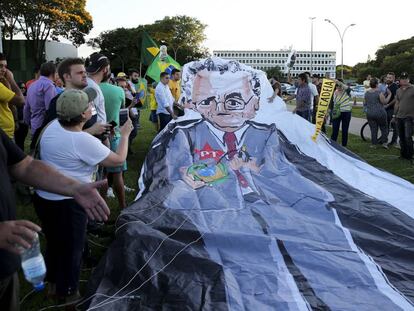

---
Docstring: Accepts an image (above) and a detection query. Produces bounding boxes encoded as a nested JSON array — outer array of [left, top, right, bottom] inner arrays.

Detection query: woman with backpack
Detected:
[[330, 79, 353, 147]]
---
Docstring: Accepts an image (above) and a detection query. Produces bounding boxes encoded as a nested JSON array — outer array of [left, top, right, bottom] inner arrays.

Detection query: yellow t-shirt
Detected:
[[148, 87, 157, 110], [168, 79, 181, 102], [0, 82, 16, 138]]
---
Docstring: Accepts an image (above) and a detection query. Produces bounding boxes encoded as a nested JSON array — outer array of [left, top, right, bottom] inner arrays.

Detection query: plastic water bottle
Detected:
[[20, 232, 46, 291]]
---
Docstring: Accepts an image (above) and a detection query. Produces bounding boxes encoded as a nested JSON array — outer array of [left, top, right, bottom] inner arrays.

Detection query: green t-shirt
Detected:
[[100, 82, 125, 136]]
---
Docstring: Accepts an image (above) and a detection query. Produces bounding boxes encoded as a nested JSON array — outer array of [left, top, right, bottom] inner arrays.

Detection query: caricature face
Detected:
[[193, 70, 259, 132]]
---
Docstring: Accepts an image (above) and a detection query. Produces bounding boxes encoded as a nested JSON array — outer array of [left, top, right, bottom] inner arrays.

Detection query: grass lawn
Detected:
[[16, 108, 413, 310]]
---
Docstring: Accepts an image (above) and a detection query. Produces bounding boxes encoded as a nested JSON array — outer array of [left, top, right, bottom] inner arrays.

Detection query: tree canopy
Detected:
[[352, 37, 414, 82], [88, 15, 208, 74], [0, 0, 93, 64]]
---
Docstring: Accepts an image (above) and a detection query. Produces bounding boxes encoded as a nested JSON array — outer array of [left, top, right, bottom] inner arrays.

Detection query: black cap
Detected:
[[399, 72, 409, 79], [312, 74, 320, 78], [85, 53, 109, 74]]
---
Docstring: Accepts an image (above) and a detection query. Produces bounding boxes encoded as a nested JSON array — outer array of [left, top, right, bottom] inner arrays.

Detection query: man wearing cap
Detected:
[[32, 89, 132, 303], [85, 53, 110, 125], [393, 72, 414, 160]]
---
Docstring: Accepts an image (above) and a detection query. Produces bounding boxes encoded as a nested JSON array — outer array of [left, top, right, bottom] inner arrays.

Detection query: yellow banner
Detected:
[[311, 78, 335, 142]]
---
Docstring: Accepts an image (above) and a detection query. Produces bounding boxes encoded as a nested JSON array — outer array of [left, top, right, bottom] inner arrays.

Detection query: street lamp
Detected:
[[324, 19, 355, 79], [309, 17, 316, 75]]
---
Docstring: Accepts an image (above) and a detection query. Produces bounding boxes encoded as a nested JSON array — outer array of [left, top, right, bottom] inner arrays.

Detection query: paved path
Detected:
[[285, 104, 366, 136]]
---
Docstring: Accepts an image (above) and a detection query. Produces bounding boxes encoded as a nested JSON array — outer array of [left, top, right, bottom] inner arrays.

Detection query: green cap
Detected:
[[56, 88, 97, 121]]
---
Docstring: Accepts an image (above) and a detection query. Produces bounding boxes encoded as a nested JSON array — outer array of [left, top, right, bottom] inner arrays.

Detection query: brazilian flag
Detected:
[[146, 54, 181, 82], [141, 32, 159, 66]]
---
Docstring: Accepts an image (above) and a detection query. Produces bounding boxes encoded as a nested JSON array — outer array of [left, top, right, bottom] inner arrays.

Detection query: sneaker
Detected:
[[369, 145, 377, 149], [106, 187, 115, 198], [124, 185, 135, 192], [382, 143, 389, 149]]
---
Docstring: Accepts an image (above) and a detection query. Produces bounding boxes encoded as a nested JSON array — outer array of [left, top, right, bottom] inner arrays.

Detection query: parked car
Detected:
[[351, 85, 365, 98], [286, 85, 297, 95]]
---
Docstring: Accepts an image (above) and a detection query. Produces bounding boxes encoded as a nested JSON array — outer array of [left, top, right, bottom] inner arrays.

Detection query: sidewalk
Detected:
[[285, 103, 365, 136]]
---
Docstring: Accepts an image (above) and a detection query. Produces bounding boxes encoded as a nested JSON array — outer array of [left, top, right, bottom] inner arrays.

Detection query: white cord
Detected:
[[87, 238, 108, 249], [115, 203, 171, 234], [87, 230, 206, 310], [19, 288, 36, 305], [77, 214, 192, 310]]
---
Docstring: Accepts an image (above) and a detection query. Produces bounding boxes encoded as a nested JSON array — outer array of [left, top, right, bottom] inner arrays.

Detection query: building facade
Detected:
[[213, 50, 336, 79]]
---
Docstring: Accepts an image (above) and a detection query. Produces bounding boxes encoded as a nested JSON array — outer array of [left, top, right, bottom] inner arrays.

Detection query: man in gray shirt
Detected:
[[393, 72, 414, 160]]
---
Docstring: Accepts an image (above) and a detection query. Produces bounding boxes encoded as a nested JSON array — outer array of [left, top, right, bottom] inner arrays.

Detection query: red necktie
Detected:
[[223, 132, 248, 188]]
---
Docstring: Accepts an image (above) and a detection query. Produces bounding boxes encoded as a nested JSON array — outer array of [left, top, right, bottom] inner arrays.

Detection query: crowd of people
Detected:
[[0, 50, 185, 309], [0, 49, 413, 310], [271, 70, 413, 159]]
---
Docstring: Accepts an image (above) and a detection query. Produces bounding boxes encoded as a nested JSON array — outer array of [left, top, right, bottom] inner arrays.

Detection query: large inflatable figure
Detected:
[[82, 58, 414, 311]]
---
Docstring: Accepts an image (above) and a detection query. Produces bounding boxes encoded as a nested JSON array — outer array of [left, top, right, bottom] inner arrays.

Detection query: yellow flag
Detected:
[[311, 79, 335, 142]]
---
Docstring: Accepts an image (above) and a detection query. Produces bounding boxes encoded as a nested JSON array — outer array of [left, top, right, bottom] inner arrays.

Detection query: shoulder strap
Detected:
[[31, 120, 55, 160]]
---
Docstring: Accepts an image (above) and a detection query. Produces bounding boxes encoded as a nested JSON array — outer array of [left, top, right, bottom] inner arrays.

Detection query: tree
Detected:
[[88, 27, 142, 73], [88, 15, 209, 73], [265, 67, 284, 81], [147, 15, 207, 63], [351, 37, 414, 82], [0, 0, 93, 65]]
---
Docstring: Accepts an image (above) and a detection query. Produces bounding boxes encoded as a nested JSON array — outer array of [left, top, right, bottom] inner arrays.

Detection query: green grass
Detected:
[[16, 108, 413, 310], [351, 106, 366, 119]]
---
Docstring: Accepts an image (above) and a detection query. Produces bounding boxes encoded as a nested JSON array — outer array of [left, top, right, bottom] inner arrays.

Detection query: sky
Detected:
[[78, 0, 414, 66]]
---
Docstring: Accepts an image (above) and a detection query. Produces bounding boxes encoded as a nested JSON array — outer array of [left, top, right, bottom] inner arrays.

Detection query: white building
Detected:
[[213, 50, 336, 79], [45, 41, 78, 62]]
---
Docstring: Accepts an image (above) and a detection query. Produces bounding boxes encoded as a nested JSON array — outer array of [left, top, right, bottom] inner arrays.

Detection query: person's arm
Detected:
[[379, 92, 391, 105], [100, 118, 132, 167], [4, 69, 24, 107], [163, 87, 177, 119], [393, 99, 399, 120], [44, 81, 57, 110], [9, 156, 110, 221], [83, 122, 110, 136]]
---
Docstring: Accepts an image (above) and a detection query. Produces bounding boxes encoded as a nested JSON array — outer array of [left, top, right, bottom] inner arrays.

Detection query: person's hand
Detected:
[[390, 117, 396, 126], [267, 95, 276, 103], [229, 157, 244, 171], [180, 167, 205, 189], [0, 220, 41, 254], [172, 114, 178, 120], [246, 157, 261, 173], [72, 180, 110, 221], [120, 117, 133, 136], [4, 69, 15, 82], [88, 122, 111, 136]]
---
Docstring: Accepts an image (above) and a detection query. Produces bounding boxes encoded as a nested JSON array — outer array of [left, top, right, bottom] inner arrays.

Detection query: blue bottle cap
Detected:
[[34, 282, 45, 291]]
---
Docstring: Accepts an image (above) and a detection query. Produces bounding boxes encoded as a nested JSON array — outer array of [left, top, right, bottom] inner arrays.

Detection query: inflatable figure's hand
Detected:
[[229, 157, 243, 171], [180, 167, 205, 189], [246, 157, 262, 173]]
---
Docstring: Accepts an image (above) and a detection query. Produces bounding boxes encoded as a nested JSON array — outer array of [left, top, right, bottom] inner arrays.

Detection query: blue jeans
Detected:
[[397, 117, 413, 159], [331, 111, 352, 147]]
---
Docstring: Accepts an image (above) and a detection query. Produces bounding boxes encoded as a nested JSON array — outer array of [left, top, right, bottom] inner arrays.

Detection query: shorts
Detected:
[[149, 110, 158, 123], [106, 136, 127, 173]]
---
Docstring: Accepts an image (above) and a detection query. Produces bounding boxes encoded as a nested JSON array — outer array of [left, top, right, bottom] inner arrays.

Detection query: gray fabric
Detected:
[[364, 90, 387, 120]]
